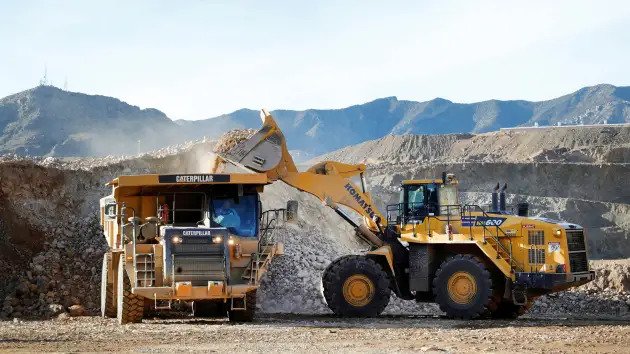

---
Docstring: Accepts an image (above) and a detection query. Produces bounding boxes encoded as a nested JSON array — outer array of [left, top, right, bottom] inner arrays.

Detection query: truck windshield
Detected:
[[211, 194, 258, 237]]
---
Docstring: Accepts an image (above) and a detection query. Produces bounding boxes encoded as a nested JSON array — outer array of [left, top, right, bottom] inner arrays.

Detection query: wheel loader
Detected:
[[99, 173, 294, 324], [211, 109, 595, 319]]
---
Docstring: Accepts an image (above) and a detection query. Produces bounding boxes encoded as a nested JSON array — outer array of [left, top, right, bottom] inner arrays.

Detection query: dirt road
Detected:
[[0, 315, 628, 353]]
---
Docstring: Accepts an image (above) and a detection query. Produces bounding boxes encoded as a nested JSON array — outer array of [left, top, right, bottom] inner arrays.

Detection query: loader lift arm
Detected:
[[214, 110, 387, 248]]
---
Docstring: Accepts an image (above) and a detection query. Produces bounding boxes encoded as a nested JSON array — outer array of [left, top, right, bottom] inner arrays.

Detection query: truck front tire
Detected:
[[228, 291, 256, 322], [117, 258, 145, 324], [101, 252, 117, 318]]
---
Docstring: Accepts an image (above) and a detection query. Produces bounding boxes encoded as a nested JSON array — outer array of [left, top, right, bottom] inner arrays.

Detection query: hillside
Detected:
[[1, 84, 629, 157]]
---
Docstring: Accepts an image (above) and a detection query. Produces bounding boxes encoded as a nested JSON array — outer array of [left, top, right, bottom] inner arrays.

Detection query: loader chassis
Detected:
[[99, 173, 284, 324]]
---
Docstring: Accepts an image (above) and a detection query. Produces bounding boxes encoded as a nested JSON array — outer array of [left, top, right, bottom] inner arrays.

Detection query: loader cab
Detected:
[[390, 173, 460, 224]]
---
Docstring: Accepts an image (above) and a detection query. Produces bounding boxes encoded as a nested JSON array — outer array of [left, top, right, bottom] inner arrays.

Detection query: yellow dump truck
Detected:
[[99, 172, 292, 324], [213, 110, 595, 319]]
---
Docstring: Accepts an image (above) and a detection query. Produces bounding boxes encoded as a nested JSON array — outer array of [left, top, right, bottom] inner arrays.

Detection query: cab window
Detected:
[[210, 194, 258, 237]]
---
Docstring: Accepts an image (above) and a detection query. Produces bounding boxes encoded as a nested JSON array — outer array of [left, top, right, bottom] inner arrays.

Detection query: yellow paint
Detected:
[[342, 274, 375, 307], [367, 246, 395, 274], [447, 271, 477, 304]]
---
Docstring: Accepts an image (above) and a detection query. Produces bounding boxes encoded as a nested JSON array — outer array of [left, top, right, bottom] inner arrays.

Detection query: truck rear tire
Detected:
[[117, 259, 145, 324], [433, 254, 493, 319], [322, 255, 391, 317], [100, 252, 116, 318], [228, 291, 256, 322]]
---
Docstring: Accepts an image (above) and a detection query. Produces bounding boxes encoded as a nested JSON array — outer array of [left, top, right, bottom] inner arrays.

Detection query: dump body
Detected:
[[99, 172, 284, 323]]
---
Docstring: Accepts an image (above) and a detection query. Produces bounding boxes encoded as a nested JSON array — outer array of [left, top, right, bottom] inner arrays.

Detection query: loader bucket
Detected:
[[216, 110, 297, 179]]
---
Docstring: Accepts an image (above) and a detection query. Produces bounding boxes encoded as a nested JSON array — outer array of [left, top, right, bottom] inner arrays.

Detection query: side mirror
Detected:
[[286, 200, 298, 222], [104, 202, 117, 219]]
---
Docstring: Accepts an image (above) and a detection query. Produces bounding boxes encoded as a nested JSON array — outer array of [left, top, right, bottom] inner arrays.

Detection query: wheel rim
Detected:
[[342, 274, 375, 307], [447, 271, 477, 304]]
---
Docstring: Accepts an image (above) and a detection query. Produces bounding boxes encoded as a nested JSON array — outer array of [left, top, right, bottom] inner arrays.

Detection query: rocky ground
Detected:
[[0, 315, 628, 353]]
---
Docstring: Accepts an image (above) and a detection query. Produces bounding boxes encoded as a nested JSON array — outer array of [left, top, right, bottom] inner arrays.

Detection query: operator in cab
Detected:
[[212, 199, 241, 229]]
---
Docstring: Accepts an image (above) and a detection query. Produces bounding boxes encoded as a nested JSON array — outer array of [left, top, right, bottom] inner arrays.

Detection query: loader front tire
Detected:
[[433, 254, 493, 319], [323, 255, 391, 317], [100, 252, 116, 318], [116, 258, 145, 324]]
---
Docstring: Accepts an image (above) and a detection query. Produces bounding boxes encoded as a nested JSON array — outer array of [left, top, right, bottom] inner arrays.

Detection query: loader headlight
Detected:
[[212, 236, 223, 244], [172, 235, 182, 244], [228, 238, 235, 246], [554, 229, 562, 237]]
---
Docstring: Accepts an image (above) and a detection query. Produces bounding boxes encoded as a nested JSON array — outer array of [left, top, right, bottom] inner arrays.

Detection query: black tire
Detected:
[[100, 252, 116, 318], [117, 258, 145, 324], [228, 291, 256, 322], [322, 255, 391, 317], [433, 254, 493, 320], [194, 300, 227, 318]]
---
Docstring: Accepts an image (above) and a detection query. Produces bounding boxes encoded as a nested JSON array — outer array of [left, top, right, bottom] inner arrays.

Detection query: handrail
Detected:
[[386, 202, 523, 272]]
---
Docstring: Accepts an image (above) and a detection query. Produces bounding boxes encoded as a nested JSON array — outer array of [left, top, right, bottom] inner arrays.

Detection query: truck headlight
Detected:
[[172, 236, 182, 244], [212, 236, 223, 244]]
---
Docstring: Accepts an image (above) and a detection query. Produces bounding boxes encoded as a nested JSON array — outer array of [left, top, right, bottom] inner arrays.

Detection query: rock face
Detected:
[[2, 84, 630, 157]]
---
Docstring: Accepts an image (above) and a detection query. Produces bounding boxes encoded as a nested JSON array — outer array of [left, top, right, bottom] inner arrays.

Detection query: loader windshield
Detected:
[[211, 194, 258, 237]]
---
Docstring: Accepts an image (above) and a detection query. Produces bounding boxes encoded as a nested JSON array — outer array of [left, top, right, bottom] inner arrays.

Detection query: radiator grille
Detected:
[[528, 230, 545, 245], [569, 252, 589, 273], [528, 249, 545, 264], [173, 255, 226, 285], [566, 230, 586, 252], [172, 242, 223, 255]]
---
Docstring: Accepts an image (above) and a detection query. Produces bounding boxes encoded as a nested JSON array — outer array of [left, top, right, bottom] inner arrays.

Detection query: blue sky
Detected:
[[1, 1, 629, 119]]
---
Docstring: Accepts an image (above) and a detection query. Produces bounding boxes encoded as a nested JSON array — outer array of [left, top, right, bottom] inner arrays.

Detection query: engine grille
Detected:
[[528, 230, 545, 245], [162, 227, 229, 285], [528, 248, 545, 264], [569, 251, 589, 273], [566, 230, 586, 252]]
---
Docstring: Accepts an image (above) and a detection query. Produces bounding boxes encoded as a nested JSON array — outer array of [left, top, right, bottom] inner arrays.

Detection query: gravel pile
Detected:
[[528, 260, 630, 319], [213, 129, 256, 155]]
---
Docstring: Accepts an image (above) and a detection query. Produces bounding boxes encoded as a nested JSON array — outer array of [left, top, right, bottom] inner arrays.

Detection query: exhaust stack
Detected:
[[499, 183, 508, 213], [491, 183, 500, 212]]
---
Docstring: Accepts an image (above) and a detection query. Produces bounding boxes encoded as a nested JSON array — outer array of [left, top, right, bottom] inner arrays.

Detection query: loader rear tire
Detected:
[[322, 255, 391, 317], [433, 254, 493, 320], [100, 252, 116, 318], [117, 259, 145, 324], [228, 291, 256, 322]]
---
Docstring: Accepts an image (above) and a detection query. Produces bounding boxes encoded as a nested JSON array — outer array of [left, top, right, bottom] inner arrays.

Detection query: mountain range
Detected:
[[0, 84, 628, 157]]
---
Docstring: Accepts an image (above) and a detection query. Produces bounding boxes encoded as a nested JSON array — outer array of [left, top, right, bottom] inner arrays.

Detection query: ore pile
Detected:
[[528, 260, 630, 319], [213, 129, 256, 155]]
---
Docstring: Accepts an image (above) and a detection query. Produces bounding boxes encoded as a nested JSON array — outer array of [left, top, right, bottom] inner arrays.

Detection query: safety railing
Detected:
[[244, 208, 287, 284], [386, 202, 523, 272]]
